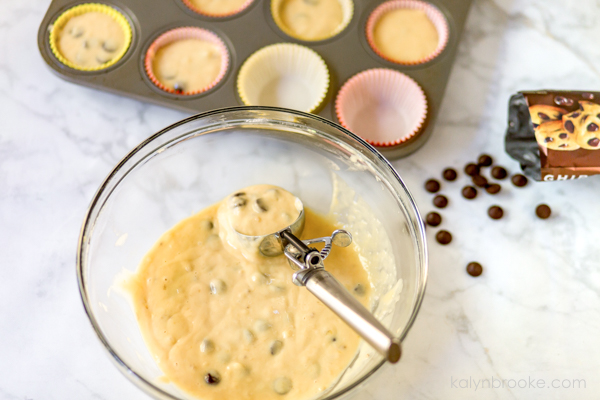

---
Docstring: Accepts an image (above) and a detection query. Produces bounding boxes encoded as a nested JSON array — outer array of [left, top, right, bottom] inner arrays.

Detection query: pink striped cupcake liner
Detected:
[[144, 27, 229, 96], [335, 68, 428, 147], [366, 0, 449, 66]]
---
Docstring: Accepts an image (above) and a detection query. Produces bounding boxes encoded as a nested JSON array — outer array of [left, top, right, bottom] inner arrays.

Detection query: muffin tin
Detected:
[[37, 0, 473, 159]]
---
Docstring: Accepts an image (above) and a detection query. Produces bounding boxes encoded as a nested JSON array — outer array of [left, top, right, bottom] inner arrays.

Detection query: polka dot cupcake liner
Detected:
[[181, 0, 255, 18], [144, 27, 229, 96], [335, 68, 428, 147], [366, 0, 449, 66], [49, 3, 132, 71]]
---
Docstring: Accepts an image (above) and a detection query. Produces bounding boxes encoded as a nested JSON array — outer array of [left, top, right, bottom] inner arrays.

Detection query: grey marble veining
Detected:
[[1, 0, 599, 399]]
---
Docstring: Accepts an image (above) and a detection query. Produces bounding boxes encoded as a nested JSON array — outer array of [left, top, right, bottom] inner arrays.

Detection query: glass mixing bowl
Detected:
[[77, 106, 428, 400]]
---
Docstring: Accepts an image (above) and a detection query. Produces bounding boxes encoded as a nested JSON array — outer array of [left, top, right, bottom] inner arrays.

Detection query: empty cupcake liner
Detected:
[[271, 0, 354, 42], [144, 27, 229, 96], [181, 0, 255, 18], [237, 43, 329, 113], [335, 68, 427, 147], [49, 3, 132, 71], [366, 0, 449, 66]]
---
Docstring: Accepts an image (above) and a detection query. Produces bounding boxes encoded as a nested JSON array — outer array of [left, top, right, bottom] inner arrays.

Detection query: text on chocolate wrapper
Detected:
[[543, 175, 588, 181]]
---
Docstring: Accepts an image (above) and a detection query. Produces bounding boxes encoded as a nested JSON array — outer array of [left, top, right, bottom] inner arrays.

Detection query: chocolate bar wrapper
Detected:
[[506, 90, 600, 181]]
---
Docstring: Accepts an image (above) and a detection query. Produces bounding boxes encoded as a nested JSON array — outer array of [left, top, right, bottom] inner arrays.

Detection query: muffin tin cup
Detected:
[[237, 43, 329, 113], [366, 0, 449, 66], [49, 3, 133, 71], [144, 27, 230, 96], [181, 0, 255, 18], [270, 0, 354, 42], [335, 68, 427, 147]]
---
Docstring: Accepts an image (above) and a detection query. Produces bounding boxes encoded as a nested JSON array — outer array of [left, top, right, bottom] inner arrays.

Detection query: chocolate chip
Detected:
[[255, 198, 268, 212], [564, 120, 575, 133], [234, 192, 246, 197], [535, 204, 551, 219], [511, 174, 528, 187], [571, 112, 581, 118], [559, 144, 568, 148], [173, 82, 185, 93], [425, 179, 441, 193], [488, 205, 504, 220], [583, 93, 595, 100], [582, 115, 589, 122], [442, 168, 457, 181], [538, 112, 550, 121], [472, 175, 488, 188], [477, 154, 493, 166], [461, 186, 477, 199], [464, 163, 480, 177], [544, 137, 554, 143], [491, 166, 507, 180], [485, 183, 501, 194], [554, 96, 573, 106], [433, 195, 448, 208], [102, 39, 119, 52], [597, 114, 600, 119], [559, 133, 568, 139], [230, 196, 247, 208], [200, 339, 214, 353], [466, 262, 483, 277], [210, 279, 226, 294], [273, 377, 292, 395], [435, 230, 452, 245], [532, 123, 539, 129], [588, 138, 600, 147], [353, 284, 365, 296], [205, 371, 221, 385], [69, 26, 84, 38], [426, 212, 442, 227], [587, 123, 599, 132], [270, 340, 283, 355]]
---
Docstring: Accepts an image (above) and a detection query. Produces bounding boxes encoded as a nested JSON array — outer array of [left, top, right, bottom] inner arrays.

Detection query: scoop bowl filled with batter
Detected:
[[77, 107, 427, 400]]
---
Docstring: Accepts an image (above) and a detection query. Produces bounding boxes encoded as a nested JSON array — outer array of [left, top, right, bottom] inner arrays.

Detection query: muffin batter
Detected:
[[128, 185, 371, 400], [373, 8, 439, 63], [152, 39, 223, 93], [277, 0, 344, 41], [57, 11, 127, 68], [188, 0, 249, 16]]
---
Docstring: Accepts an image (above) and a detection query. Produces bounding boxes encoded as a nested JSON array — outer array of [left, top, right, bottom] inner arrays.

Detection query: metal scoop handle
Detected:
[[281, 231, 401, 364]]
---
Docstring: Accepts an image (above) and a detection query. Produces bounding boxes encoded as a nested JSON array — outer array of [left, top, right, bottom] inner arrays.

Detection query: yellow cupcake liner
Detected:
[[271, 0, 354, 42], [49, 3, 132, 71], [237, 43, 329, 113]]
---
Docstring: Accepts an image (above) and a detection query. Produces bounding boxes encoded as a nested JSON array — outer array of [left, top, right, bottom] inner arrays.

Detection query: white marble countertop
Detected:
[[1, 0, 599, 399]]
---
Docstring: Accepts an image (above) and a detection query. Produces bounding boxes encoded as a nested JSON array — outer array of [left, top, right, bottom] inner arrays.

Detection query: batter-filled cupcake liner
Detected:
[[49, 3, 132, 71], [366, 0, 449, 66], [181, 0, 255, 18], [144, 27, 229, 96], [271, 0, 354, 42], [237, 43, 329, 113], [335, 68, 427, 147]]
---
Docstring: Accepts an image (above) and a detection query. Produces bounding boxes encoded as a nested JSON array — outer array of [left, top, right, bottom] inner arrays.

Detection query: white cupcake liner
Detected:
[[237, 43, 329, 112], [335, 68, 427, 147], [366, 0, 449, 65]]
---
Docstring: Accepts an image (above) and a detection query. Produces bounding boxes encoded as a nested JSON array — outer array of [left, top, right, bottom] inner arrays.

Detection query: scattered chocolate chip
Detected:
[[587, 123, 599, 132], [234, 192, 245, 197], [425, 179, 441, 193], [69, 26, 84, 38], [102, 39, 118, 52], [491, 166, 508, 180], [588, 138, 600, 147], [205, 371, 221, 385], [433, 195, 448, 208], [485, 184, 501, 194], [255, 198, 268, 212], [210, 279, 226, 294], [535, 204, 552, 219], [200, 339, 214, 353], [538, 112, 549, 121], [583, 92, 595, 100], [564, 120, 575, 133], [571, 112, 581, 118], [273, 377, 292, 395], [435, 230, 452, 245], [466, 262, 483, 277], [270, 340, 283, 355], [477, 154, 493, 167], [464, 163, 480, 177], [488, 205, 504, 220], [511, 174, 528, 187], [230, 196, 247, 208], [554, 96, 574, 106], [582, 115, 589, 122], [201, 220, 213, 230], [472, 175, 488, 188], [544, 137, 554, 143], [426, 212, 442, 227], [353, 284, 365, 296], [597, 114, 600, 119], [558, 133, 568, 139], [461, 186, 477, 199], [442, 168, 458, 181], [532, 123, 539, 129]]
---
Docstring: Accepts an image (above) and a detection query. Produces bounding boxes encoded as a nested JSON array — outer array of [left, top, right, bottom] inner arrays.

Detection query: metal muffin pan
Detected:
[[37, 0, 473, 159]]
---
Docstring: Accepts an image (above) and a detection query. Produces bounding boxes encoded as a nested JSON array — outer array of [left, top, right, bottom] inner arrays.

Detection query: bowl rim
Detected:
[[76, 105, 428, 400]]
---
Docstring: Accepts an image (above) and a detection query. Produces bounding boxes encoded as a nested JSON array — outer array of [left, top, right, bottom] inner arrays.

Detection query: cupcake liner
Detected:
[[181, 0, 254, 18], [271, 0, 354, 42], [366, 0, 449, 66], [144, 27, 229, 96], [49, 3, 132, 71], [237, 43, 329, 113], [335, 68, 427, 147]]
